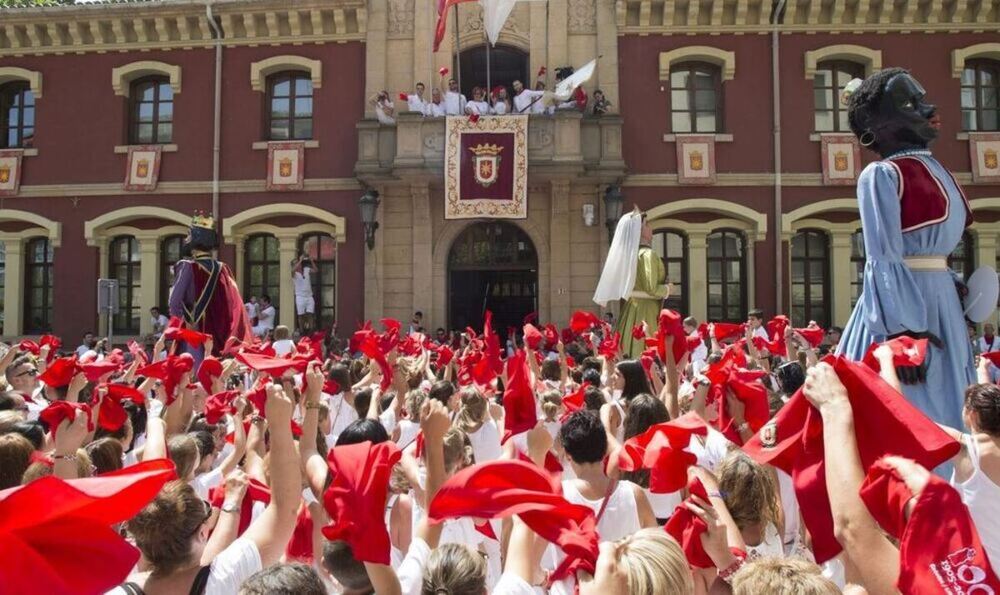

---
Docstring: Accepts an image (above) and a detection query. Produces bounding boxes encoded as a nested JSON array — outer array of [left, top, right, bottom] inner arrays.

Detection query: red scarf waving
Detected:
[[209, 477, 270, 535], [657, 309, 688, 365], [617, 413, 709, 494], [0, 459, 176, 595], [742, 356, 960, 564], [860, 458, 1000, 594], [502, 350, 537, 443], [429, 460, 599, 580], [322, 441, 401, 565], [664, 477, 715, 568]]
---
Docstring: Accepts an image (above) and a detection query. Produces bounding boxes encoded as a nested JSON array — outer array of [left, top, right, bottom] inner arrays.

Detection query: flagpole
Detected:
[[453, 4, 462, 96], [485, 29, 491, 104]]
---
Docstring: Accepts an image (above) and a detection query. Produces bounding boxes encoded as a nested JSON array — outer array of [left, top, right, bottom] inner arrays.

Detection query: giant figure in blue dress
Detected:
[[837, 68, 975, 430]]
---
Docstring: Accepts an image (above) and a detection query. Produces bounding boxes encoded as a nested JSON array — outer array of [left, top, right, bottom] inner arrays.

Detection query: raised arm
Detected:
[[299, 364, 329, 499]]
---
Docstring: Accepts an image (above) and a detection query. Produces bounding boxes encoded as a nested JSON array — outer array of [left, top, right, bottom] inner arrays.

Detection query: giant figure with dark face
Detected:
[[168, 212, 253, 360], [836, 68, 975, 429]]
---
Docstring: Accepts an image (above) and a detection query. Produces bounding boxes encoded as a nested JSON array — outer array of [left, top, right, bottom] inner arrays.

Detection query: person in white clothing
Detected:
[[491, 86, 510, 115], [148, 307, 169, 341], [684, 316, 708, 374], [511, 79, 545, 114], [980, 323, 1000, 354], [403, 82, 426, 113], [371, 91, 396, 125], [454, 387, 502, 464], [244, 296, 259, 327], [253, 295, 276, 338], [271, 325, 295, 357], [747, 309, 771, 343], [424, 89, 446, 118], [440, 77, 466, 116], [464, 86, 491, 116], [291, 253, 316, 333]]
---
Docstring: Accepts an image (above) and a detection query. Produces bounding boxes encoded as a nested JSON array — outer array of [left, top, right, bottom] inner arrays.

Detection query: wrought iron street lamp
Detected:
[[359, 189, 380, 250]]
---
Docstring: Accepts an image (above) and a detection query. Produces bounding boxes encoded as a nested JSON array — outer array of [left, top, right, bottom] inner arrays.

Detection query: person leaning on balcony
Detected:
[[424, 88, 446, 118], [464, 87, 491, 116], [371, 91, 395, 125], [438, 69, 467, 116]]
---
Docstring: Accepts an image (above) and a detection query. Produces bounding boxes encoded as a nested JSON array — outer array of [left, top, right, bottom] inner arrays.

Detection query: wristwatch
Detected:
[[221, 503, 240, 514]]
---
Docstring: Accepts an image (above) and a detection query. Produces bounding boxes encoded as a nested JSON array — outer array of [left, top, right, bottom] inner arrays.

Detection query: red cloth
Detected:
[[543, 324, 559, 350], [632, 323, 647, 341], [523, 323, 543, 350], [703, 350, 768, 444], [658, 309, 688, 364], [429, 460, 599, 580], [164, 316, 213, 347], [863, 336, 929, 371], [245, 381, 270, 417], [197, 357, 223, 392], [209, 477, 271, 536], [138, 354, 195, 401], [322, 441, 401, 564], [236, 352, 310, 377], [79, 360, 123, 383], [982, 351, 1000, 368], [560, 382, 588, 423], [0, 459, 176, 595], [569, 310, 601, 334], [95, 384, 145, 432], [617, 413, 708, 494], [186, 260, 253, 356], [204, 390, 240, 424], [710, 322, 744, 341], [436, 345, 454, 368], [598, 332, 620, 359], [19, 335, 61, 363], [796, 326, 825, 348], [39, 356, 80, 388], [664, 477, 714, 568], [502, 350, 536, 443], [285, 503, 314, 562], [743, 356, 961, 563], [483, 310, 503, 378], [359, 333, 393, 392], [39, 401, 93, 438], [860, 458, 1000, 593], [432, 0, 476, 51]]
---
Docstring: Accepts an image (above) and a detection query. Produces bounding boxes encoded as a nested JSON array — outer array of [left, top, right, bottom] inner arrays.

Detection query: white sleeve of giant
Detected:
[[592, 210, 642, 307]]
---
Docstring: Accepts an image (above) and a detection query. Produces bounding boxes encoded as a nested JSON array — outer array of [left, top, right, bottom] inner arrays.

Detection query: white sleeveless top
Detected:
[[952, 433, 1000, 570], [396, 419, 420, 450], [467, 419, 502, 463], [562, 478, 640, 541], [611, 400, 626, 444], [643, 488, 681, 520]]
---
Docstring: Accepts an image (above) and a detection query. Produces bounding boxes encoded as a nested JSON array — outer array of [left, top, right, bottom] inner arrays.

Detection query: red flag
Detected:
[[433, 0, 477, 52], [863, 336, 928, 372], [502, 350, 536, 443], [204, 390, 240, 425], [617, 413, 708, 494]]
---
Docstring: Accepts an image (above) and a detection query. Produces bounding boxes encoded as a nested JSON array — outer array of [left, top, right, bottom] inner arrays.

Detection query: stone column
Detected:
[[135, 233, 161, 337], [830, 231, 853, 327], [232, 236, 246, 290], [547, 0, 568, 74], [973, 227, 998, 272], [364, 0, 388, 117], [1, 238, 23, 337], [687, 231, 709, 322], [411, 183, 433, 325], [746, 235, 757, 311], [96, 238, 110, 337], [550, 180, 572, 323], [276, 233, 299, 330], [595, 0, 621, 107]]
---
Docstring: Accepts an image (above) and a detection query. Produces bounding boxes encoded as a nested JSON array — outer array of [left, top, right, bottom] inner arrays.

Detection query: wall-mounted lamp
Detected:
[[358, 189, 381, 250]]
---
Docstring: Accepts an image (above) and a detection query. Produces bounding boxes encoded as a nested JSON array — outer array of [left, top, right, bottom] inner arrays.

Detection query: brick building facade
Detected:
[[0, 0, 998, 341]]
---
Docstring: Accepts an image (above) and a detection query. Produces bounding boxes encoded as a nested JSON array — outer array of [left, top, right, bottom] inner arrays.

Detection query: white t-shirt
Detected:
[[292, 267, 313, 297], [190, 467, 224, 501], [466, 100, 491, 115], [443, 91, 467, 116], [980, 335, 1000, 354], [325, 392, 360, 445], [106, 538, 262, 595], [424, 101, 446, 117], [244, 302, 258, 320], [76, 344, 92, 358], [397, 538, 432, 595], [375, 100, 396, 125], [492, 100, 510, 115], [493, 573, 535, 595], [151, 314, 169, 332], [512, 89, 544, 114], [467, 419, 502, 464], [257, 306, 275, 330], [272, 339, 295, 357], [405, 94, 426, 113]]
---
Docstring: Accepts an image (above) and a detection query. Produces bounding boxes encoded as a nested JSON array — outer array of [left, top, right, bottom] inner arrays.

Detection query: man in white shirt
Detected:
[[148, 307, 169, 341], [511, 79, 545, 114], [292, 253, 316, 334], [76, 332, 98, 358], [747, 309, 769, 342], [491, 86, 510, 115], [403, 82, 426, 113], [980, 323, 1000, 354], [244, 296, 259, 327], [465, 86, 491, 116], [683, 316, 708, 374], [441, 77, 466, 116], [253, 295, 276, 338], [424, 89, 446, 118]]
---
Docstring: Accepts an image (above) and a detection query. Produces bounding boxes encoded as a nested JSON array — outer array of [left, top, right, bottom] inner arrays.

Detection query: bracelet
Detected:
[[736, 422, 751, 434], [251, 415, 266, 424], [305, 402, 322, 410], [717, 557, 745, 583], [52, 453, 77, 460]]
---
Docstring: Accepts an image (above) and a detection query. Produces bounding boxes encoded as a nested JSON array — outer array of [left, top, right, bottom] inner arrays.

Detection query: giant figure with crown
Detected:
[[168, 212, 253, 360]]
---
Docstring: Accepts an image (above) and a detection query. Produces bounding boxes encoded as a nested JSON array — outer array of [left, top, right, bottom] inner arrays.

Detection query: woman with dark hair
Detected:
[[600, 359, 653, 447], [836, 67, 974, 430], [617, 394, 679, 524]]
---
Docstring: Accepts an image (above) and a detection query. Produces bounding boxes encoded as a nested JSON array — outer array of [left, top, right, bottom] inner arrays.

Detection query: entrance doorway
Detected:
[[448, 222, 538, 338], [455, 45, 529, 102]]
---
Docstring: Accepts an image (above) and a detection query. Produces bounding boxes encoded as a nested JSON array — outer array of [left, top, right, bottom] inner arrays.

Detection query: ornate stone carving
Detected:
[[423, 132, 445, 152], [387, 0, 414, 36], [528, 124, 553, 149], [463, 9, 520, 36], [568, 0, 597, 33]]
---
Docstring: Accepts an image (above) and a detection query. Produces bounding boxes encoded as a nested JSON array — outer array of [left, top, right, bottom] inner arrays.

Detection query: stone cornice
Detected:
[[0, 0, 366, 57]]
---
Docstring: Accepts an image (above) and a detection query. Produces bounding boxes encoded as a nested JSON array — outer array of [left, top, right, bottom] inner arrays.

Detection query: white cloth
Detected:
[[980, 335, 1000, 353], [512, 89, 544, 114], [106, 538, 262, 595], [293, 267, 313, 297], [644, 487, 681, 520], [776, 469, 801, 547], [467, 419, 502, 463], [325, 392, 360, 446], [746, 522, 785, 560], [689, 330, 708, 373], [593, 210, 642, 307], [190, 467, 224, 501], [272, 339, 295, 357], [396, 419, 421, 449], [375, 100, 395, 124], [405, 94, 426, 113], [397, 538, 433, 595], [562, 479, 640, 541], [75, 344, 92, 358], [689, 428, 732, 473], [295, 295, 315, 315], [952, 433, 1000, 570], [492, 100, 510, 115], [466, 100, 491, 115], [424, 101, 446, 117], [253, 305, 275, 335], [752, 325, 770, 341], [443, 91, 466, 116], [492, 573, 536, 595]]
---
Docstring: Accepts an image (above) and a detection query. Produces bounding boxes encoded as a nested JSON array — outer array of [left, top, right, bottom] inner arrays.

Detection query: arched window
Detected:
[[1, 81, 35, 149], [24, 237, 53, 333], [129, 76, 173, 144], [670, 62, 722, 133], [850, 229, 865, 308], [298, 233, 337, 330], [706, 230, 746, 323], [948, 231, 975, 281], [244, 234, 281, 310], [814, 60, 864, 132], [267, 72, 313, 140], [651, 229, 689, 315], [109, 236, 141, 334], [159, 235, 185, 312], [961, 59, 1000, 132], [791, 230, 831, 327]]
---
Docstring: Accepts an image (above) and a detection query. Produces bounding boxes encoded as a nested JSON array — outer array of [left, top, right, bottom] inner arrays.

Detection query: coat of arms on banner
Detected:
[[970, 133, 1000, 183], [0, 150, 23, 197], [123, 145, 162, 191], [675, 135, 716, 185], [820, 134, 861, 186], [266, 141, 305, 191], [445, 115, 528, 219]]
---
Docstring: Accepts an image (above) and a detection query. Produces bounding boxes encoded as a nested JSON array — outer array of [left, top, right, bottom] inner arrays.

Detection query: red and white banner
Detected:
[[0, 149, 24, 197], [675, 135, 716, 185], [123, 145, 162, 192], [266, 141, 305, 191], [445, 115, 528, 219], [970, 132, 1000, 184], [820, 133, 862, 186]]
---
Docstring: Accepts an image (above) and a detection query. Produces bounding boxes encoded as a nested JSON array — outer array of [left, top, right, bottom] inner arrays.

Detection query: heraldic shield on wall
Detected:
[[445, 115, 528, 219]]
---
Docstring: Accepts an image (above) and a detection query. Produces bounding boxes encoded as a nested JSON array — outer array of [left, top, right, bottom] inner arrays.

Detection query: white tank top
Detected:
[[467, 419, 502, 463], [561, 479, 640, 542], [611, 400, 626, 444], [952, 433, 1000, 570], [395, 419, 420, 449], [643, 487, 681, 520]]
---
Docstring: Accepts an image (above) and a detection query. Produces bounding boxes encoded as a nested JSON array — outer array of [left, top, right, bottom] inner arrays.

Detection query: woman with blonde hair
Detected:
[[421, 542, 487, 595], [731, 557, 840, 595], [455, 387, 501, 464], [717, 451, 784, 557]]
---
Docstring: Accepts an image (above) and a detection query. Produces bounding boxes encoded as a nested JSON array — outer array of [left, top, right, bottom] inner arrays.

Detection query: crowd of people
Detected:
[[371, 66, 612, 124], [2, 304, 999, 595]]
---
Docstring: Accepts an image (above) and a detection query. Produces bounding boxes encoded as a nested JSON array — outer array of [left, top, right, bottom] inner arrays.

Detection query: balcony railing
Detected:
[[356, 111, 624, 181]]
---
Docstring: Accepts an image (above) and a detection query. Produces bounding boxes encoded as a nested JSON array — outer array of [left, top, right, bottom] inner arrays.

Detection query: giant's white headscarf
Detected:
[[593, 209, 642, 307]]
